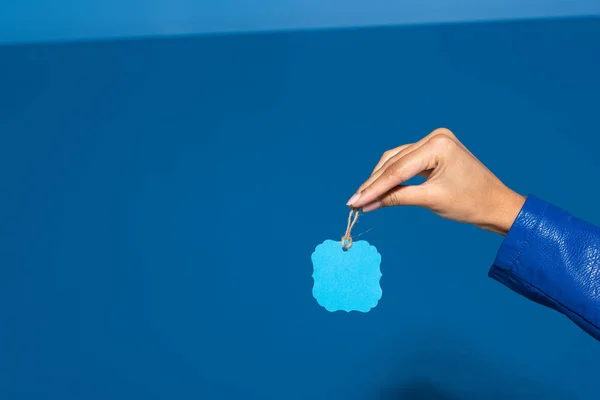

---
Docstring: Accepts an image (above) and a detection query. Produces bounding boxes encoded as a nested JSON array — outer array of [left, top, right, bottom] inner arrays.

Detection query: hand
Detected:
[[346, 128, 526, 235]]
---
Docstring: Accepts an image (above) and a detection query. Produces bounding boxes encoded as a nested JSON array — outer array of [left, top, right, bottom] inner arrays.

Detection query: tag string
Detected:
[[341, 208, 360, 249]]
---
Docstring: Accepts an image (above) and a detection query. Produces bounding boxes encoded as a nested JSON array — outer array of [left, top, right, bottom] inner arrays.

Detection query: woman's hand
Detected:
[[346, 128, 526, 235]]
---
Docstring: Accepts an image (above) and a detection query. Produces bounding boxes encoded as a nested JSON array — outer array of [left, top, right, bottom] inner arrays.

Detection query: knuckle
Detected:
[[429, 133, 456, 152], [381, 193, 396, 207], [433, 127, 455, 138], [382, 149, 394, 159], [385, 163, 403, 178]]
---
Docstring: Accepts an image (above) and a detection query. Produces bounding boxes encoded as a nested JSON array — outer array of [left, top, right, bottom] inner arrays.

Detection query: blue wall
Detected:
[[1, 16, 600, 400], [1, 0, 600, 44]]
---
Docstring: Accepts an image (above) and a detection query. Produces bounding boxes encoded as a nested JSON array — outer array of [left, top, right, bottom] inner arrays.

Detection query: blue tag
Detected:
[[311, 239, 382, 312]]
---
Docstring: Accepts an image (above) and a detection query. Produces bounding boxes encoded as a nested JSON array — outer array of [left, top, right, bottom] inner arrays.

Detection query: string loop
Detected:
[[341, 208, 359, 249]]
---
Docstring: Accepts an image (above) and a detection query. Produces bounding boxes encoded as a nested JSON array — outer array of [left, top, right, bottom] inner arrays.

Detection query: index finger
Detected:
[[351, 143, 435, 208]]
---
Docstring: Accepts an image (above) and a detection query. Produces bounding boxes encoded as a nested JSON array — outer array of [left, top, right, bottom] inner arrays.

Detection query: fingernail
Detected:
[[346, 192, 361, 206], [362, 201, 382, 212]]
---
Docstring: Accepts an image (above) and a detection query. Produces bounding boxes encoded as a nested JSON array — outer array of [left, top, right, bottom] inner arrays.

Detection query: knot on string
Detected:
[[341, 208, 360, 250]]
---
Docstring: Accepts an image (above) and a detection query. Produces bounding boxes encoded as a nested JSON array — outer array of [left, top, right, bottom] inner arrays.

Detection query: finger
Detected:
[[348, 128, 454, 206], [381, 184, 432, 207], [371, 144, 412, 175], [352, 143, 437, 208], [357, 132, 439, 194], [361, 184, 433, 212], [358, 144, 417, 194], [369, 128, 453, 178]]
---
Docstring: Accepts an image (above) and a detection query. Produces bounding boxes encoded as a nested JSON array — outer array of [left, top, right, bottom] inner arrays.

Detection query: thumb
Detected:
[[362, 184, 432, 212]]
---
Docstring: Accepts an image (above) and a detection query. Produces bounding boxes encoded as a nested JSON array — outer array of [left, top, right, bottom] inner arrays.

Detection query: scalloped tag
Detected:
[[311, 239, 382, 313]]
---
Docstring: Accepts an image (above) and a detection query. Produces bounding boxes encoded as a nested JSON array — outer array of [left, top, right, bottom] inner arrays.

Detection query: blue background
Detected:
[[1, 14, 600, 400]]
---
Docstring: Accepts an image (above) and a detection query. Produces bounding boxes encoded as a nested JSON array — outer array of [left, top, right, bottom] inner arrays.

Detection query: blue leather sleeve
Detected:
[[489, 195, 600, 341]]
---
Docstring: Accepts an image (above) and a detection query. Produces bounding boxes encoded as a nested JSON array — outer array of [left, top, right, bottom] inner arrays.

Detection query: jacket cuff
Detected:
[[489, 195, 547, 276]]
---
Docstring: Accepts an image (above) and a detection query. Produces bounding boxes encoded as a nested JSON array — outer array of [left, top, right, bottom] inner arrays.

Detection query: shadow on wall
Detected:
[[382, 380, 460, 400], [380, 370, 572, 400], [376, 331, 574, 400]]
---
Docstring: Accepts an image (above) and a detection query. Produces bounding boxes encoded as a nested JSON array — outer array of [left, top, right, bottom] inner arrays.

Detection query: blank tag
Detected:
[[311, 239, 382, 312]]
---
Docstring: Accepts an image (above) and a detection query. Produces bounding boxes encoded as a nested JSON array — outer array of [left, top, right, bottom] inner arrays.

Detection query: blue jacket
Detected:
[[490, 195, 600, 341]]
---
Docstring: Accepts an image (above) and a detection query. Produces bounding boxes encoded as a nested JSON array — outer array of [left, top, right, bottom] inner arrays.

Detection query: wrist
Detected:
[[480, 189, 526, 236]]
